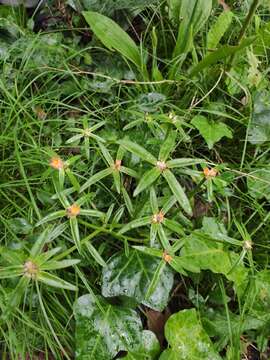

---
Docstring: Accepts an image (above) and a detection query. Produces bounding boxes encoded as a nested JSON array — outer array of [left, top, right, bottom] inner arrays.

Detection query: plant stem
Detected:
[[228, 0, 260, 68]]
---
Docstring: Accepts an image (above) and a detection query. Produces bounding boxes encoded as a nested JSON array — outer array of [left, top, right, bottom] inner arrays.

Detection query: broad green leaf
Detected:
[[249, 270, 270, 317], [181, 232, 247, 288], [80, 167, 113, 192], [247, 168, 270, 200], [83, 11, 141, 68], [160, 308, 222, 360], [101, 249, 174, 311], [248, 91, 270, 144], [202, 309, 264, 351], [158, 131, 176, 162], [173, 0, 212, 56], [189, 37, 256, 77], [81, 0, 158, 15], [207, 11, 233, 50], [74, 293, 152, 359], [134, 167, 160, 196], [163, 170, 192, 216], [118, 216, 151, 234], [38, 271, 77, 291], [191, 115, 233, 149], [122, 330, 160, 359], [167, 158, 204, 168], [118, 139, 157, 164], [35, 210, 66, 227]]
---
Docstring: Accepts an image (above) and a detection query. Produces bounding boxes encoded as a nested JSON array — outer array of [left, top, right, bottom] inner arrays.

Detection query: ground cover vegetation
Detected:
[[0, 0, 270, 359]]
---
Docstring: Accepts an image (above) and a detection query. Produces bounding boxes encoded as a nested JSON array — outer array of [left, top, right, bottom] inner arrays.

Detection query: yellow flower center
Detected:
[[203, 167, 218, 179], [83, 128, 92, 137], [66, 204, 81, 218], [162, 251, 173, 263], [113, 159, 122, 171], [156, 161, 167, 172], [50, 156, 64, 170], [24, 261, 39, 279], [152, 211, 164, 224]]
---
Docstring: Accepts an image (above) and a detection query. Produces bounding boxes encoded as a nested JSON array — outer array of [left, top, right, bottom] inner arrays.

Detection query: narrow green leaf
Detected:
[[134, 167, 160, 196], [161, 195, 177, 215], [163, 218, 185, 236], [70, 217, 81, 252], [120, 166, 139, 179], [66, 168, 80, 192], [189, 36, 256, 77], [150, 224, 158, 247], [145, 260, 167, 300], [0, 266, 23, 279], [133, 246, 163, 259], [35, 210, 66, 227], [112, 170, 121, 194], [207, 11, 233, 50], [118, 216, 151, 234], [122, 186, 134, 216], [167, 158, 205, 168], [41, 259, 80, 271], [118, 140, 157, 165], [38, 271, 77, 291], [158, 131, 176, 162], [163, 170, 192, 216], [30, 227, 50, 257], [83, 11, 141, 68], [80, 209, 104, 218], [66, 133, 84, 144], [86, 241, 106, 267], [157, 224, 171, 250], [150, 187, 158, 213], [173, 0, 212, 56], [80, 167, 113, 192], [98, 142, 114, 166]]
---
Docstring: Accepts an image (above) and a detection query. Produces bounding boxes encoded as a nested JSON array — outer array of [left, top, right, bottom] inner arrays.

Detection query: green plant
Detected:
[[1, 0, 270, 359]]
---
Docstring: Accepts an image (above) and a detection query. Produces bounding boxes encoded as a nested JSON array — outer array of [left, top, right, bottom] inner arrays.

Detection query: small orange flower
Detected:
[[156, 161, 167, 172], [203, 167, 218, 179], [113, 159, 122, 171], [66, 204, 81, 218], [50, 156, 64, 170], [152, 211, 164, 224], [162, 251, 173, 263], [24, 260, 39, 279]]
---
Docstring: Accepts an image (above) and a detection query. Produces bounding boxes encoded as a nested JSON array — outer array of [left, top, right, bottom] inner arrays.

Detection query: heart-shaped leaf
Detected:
[[102, 249, 174, 311], [159, 308, 222, 360], [74, 293, 159, 359], [248, 91, 270, 144], [122, 330, 160, 359], [191, 115, 233, 149], [247, 168, 270, 200]]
